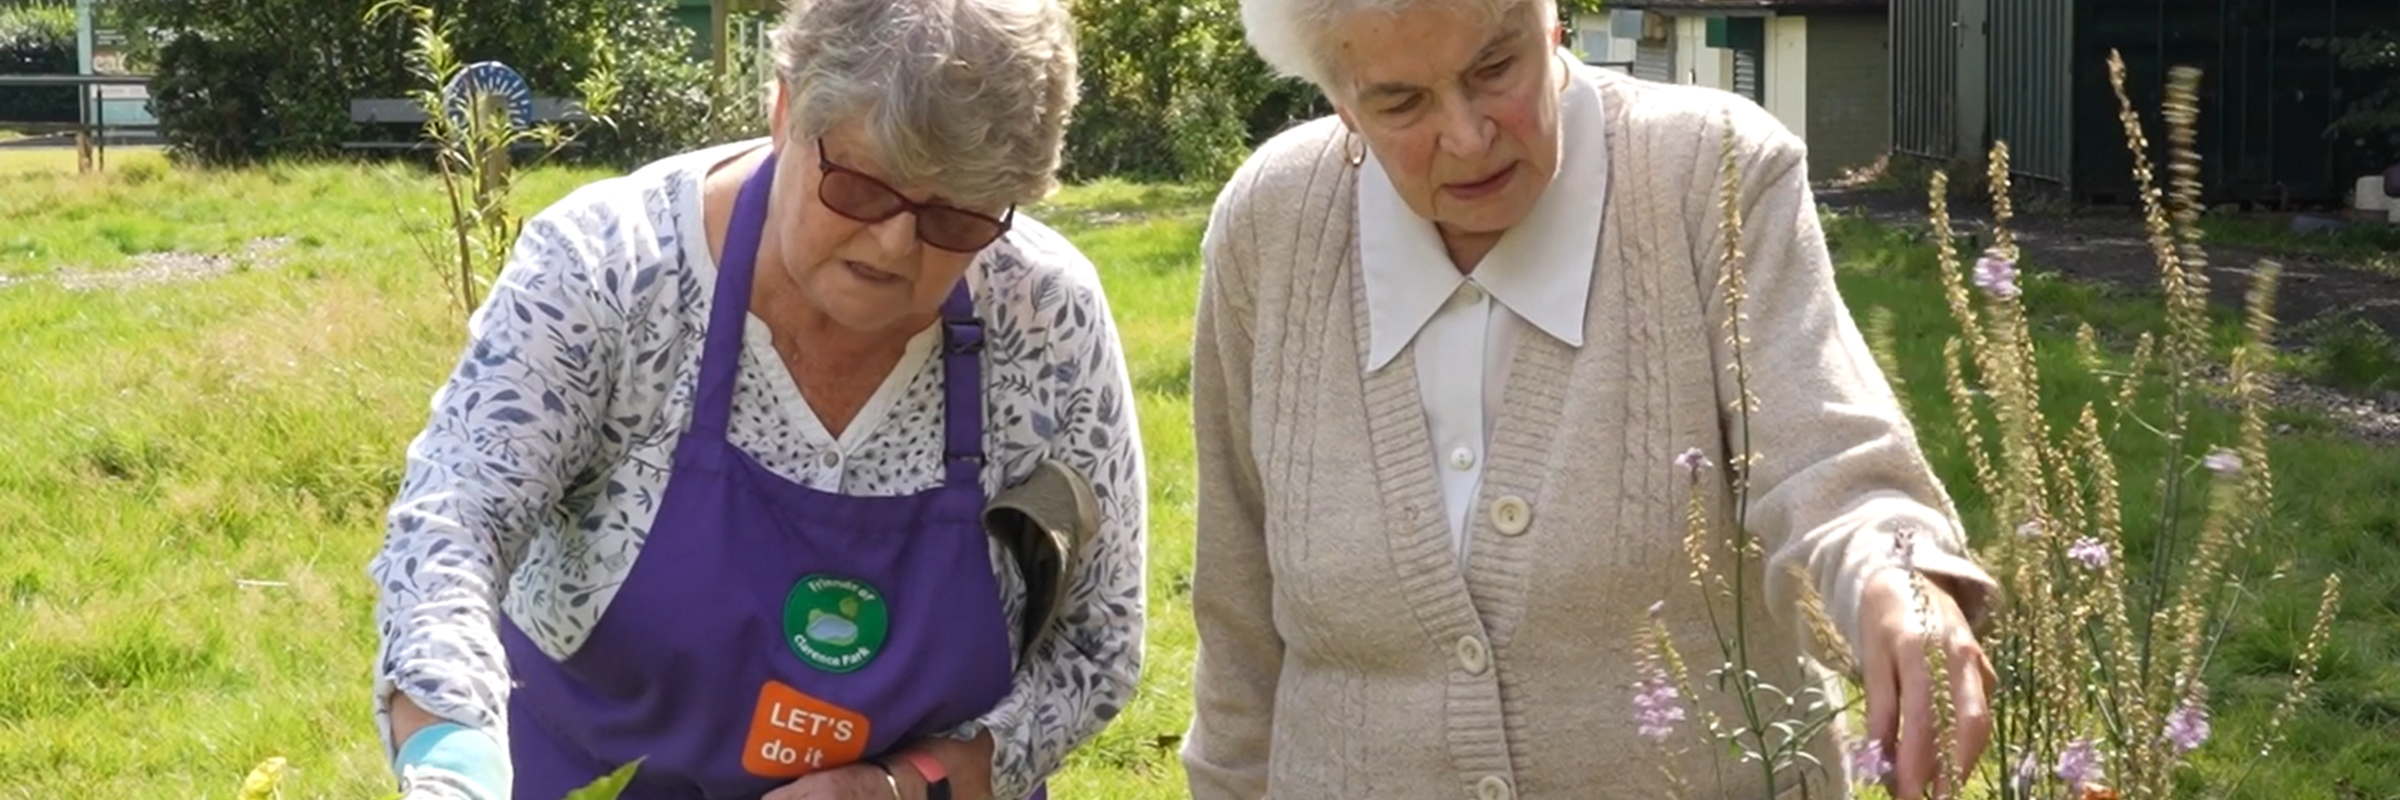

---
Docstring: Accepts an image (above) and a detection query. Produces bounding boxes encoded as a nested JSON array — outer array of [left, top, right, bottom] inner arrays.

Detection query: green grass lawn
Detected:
[[1, 148, 2393, 799]]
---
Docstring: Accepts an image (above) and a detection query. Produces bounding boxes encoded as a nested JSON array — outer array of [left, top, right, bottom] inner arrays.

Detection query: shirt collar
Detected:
[[1359, 54, 1610, 373]]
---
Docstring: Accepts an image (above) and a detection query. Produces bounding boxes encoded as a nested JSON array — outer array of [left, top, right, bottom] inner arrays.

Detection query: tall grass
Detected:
[[1636, 52, 2353, 800]]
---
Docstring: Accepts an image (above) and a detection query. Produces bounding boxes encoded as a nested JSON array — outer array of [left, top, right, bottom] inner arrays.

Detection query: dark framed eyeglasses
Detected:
[[815, 139, 1015, 252]]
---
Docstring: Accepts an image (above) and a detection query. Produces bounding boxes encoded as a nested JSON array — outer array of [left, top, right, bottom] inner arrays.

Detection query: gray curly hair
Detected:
[[1241, 0, 1549, 95], [772, 0, 1080, 209]]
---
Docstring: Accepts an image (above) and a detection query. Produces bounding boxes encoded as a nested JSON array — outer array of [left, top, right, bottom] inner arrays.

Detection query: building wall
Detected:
[[1673, 16, 1731, 90], [1571, 12, 1641, 69], [1764, 16, 1808, 141], [1626, 9, 1677, 83], [1803, 15, 1891, 182]]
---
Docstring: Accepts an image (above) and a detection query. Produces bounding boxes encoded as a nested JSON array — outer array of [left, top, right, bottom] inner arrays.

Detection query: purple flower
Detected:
[[1974, 254, 2022, 299], [2068, 537, 2110, 570], [1674, 447, 1713, 475], [2055, 738, 2105, 788], [2204, 450, 2243, 477], [2163, 699, 2211, 754], [1632, 668, 1685, 743], [1848, 739, 1891, 785], [2010, 752, 2041, 796]]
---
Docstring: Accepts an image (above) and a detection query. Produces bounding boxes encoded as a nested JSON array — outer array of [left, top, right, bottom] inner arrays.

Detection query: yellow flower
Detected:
[[236, 756, 289, 800]]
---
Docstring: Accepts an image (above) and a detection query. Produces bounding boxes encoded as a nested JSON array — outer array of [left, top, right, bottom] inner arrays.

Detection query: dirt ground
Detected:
[[1814, 185, 2400, 344]]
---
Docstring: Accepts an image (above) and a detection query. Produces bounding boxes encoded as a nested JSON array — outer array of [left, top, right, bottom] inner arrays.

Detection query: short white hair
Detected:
[[772, 0, 1080, 208], [1240, 0, 1547, 94]]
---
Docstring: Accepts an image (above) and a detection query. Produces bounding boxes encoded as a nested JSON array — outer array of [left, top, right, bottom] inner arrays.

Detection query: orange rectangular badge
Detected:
[[743, 680, 871, 778]]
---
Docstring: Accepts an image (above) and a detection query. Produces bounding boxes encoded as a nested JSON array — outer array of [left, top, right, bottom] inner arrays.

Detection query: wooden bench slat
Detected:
[[349, 97, 592, 125]]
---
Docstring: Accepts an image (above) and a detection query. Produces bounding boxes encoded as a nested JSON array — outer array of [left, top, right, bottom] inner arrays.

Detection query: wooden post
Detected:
[[76, 0, 94, 174], [712, 0, 729, 77]]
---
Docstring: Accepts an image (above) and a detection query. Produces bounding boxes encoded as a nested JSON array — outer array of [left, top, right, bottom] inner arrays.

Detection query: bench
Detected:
[[0, 73, 158, 173], [341, 96, 593, 153]]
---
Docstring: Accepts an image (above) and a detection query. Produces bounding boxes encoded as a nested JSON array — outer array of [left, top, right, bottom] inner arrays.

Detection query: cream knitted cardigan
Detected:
[[1182, 67, 1997, 800]]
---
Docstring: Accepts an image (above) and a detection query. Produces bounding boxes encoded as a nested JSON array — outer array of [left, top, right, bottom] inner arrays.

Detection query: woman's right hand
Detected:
[[390, 692, 513, 800]]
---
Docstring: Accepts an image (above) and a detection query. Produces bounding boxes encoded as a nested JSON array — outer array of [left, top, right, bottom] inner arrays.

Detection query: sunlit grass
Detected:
[[0, 149, 2391, 799]]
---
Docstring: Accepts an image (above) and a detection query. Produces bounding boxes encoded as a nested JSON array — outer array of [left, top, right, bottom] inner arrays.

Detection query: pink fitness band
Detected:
[[897, 748, 950, 800]]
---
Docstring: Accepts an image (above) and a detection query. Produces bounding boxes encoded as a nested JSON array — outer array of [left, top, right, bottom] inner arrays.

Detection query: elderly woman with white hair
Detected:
[[366, 1, 1146, 799], [1183, 0, 2000, 798]]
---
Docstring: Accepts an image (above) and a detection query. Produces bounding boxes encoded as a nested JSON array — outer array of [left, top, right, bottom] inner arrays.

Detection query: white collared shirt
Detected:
[[1358, 58, 1609, 562]]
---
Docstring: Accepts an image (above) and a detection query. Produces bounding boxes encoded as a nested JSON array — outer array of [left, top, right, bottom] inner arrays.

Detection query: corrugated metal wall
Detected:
[[1887, 0, 2400, 204], [1891, 0, 1958, 160], [2068, 0, 2400, 205], [1989, 0, 2074, 187]]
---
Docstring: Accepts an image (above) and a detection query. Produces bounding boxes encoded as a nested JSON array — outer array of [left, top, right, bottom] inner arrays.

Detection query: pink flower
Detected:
[[2068, 537, 2110, 570], [1974, 254, 2021, 299], [1674, 447, 1713, 475], [1631, 667, 1684, 743], [2055, 738, 2104, 788], [2163, 699, 2211, 754], [1848, 739, 1891, 785]]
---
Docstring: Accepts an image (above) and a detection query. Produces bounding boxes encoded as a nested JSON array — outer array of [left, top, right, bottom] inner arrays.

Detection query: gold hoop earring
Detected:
[[1343, 132, 1365, 167]]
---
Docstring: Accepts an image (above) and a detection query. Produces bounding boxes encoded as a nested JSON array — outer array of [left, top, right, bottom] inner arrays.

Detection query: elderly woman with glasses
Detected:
[[366, 1, 1146, 799], [1182, 0, 1998, 799]]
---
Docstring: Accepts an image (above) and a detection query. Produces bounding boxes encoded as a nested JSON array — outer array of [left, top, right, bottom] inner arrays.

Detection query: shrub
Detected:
[[126, 0, 398, 162], [113, 0, 727, 167], [1064, 0, 1317, 183], [0, 2, 76, 124], [569, 2, 716, 169], [2310, 30, 2400, 171]]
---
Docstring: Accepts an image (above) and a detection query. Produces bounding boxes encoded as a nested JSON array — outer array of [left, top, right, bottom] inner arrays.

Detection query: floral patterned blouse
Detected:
[[367, 140, 1148, 800]]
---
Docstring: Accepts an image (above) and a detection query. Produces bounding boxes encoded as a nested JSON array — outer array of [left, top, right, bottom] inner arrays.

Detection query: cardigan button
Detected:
[[1491, 496, 1531, 536], [1477, 774, 1512, 800], [1456, 634, 1489, 675]]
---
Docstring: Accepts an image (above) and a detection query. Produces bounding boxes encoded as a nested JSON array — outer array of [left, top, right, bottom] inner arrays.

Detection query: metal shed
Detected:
[[1897, 0, 2400, 206]]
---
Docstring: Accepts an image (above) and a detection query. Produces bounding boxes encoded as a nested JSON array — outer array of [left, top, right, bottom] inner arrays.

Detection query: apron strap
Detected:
[[692, 150, 781, 444], [939, 281, 985, 488]]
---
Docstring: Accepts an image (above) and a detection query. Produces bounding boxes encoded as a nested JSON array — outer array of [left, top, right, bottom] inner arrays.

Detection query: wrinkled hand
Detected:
[[763, 763, 913, 800], [1859, 567, 1994, 800]]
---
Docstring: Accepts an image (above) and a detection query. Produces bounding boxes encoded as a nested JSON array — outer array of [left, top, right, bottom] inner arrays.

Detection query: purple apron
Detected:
[[498, 150, 1030, 800]]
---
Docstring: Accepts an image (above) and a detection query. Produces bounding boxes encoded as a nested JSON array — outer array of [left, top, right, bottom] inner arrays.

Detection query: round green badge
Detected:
[[782, 574, 889, 674]]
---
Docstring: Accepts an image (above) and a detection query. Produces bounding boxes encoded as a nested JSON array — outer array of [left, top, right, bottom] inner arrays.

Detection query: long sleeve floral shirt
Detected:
[[367, 140, 1147, 800]]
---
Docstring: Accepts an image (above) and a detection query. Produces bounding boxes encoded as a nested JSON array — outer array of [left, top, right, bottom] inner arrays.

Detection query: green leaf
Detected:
[[559, 759, 642, 800]]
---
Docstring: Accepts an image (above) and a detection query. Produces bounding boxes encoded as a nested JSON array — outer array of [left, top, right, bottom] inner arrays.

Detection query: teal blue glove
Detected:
[[395, 722, 512, 800]]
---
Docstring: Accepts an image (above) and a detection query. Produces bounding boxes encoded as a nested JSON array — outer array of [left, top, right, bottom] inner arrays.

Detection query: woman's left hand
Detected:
[[763, 763, 915, 800], [1858, 567, 1995, 800]]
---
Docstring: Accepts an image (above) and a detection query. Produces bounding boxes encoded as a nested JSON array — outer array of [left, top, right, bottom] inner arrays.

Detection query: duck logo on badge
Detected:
[[783, 574, 888, 674]]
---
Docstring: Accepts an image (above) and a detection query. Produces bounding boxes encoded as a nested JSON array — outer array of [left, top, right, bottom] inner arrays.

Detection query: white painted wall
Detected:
[[1673, 16, 1731, 89], [1764, 15, 1808, 141]]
